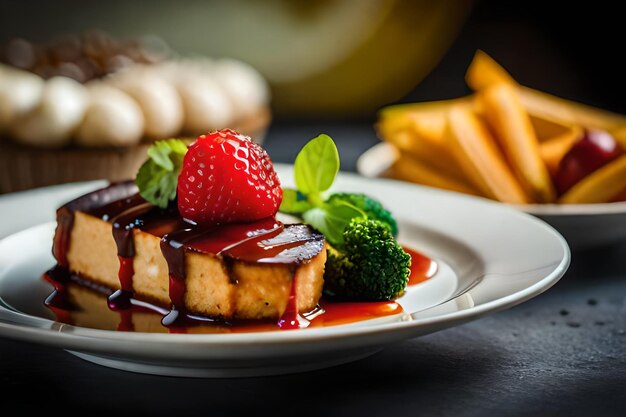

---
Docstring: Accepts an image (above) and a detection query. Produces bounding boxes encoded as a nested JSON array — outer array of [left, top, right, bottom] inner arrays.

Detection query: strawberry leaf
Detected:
[[136, 139, 188, 208]]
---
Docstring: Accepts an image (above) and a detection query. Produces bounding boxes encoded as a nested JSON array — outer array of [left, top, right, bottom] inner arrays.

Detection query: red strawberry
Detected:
[[177, 129, 283, 225]]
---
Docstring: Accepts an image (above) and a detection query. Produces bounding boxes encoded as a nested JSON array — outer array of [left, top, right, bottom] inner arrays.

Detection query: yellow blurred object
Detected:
[[377, 128, 458, 175], [611, 126, 626, 148], [261, 0, 472, 118], [559, 155, 626, 204], [466, 50, 626, 131], [389, 152, 483, 197], [376, 97, 474, 178], [446, 107, 530, 204], [465, 50, 516, 90], [378, 96, 475, 142], [531, 113, 578, 141], [479, 83, 556, 203], [610, 186, 626, 202], [519, 88, 626, 132], [375, 50, 626, 204], [531, 114, 583, 176]]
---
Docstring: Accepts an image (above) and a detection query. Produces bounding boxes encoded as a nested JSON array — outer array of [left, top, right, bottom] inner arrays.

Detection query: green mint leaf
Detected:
[[147, 139, 188, 170], [294, 134, 340, 196], [303, 199, 365, 247], [136, 139, 188, 208], [279, 188, 312, 215]]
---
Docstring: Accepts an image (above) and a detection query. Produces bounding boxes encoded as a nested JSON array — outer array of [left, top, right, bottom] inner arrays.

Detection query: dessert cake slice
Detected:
[[50, 129, 326, 326], [52, 182, 326, 323]]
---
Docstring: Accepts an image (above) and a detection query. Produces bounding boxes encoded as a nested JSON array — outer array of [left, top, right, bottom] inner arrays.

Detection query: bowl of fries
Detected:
[[363, 51, 626, 250]]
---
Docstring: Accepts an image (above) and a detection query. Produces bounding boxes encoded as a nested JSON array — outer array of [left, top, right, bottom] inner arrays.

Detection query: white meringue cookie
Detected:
[[108, 66, 183, 140], [10, 76, 88, 148], [211, 58, 270, 118], [167, 63, 235, 134], [0, 64, 44, 130], [75, 82, 144, 147]]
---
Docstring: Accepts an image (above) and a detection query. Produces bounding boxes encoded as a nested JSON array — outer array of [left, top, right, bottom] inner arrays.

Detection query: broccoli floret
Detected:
[[323, 218, 411, 301], [327, 193, 398, 236]]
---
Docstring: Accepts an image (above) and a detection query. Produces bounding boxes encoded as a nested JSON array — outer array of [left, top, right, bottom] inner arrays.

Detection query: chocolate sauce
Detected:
[[43, 266, 74, 325], [111, 201, 154, 257], [160, 225, 200, 326], [52, 181, 138, 267], [108, 201, 154, 309], [51, 209, 72, 268], [219, 223, 323, 264], [51, 182, 325, 330], [107, 257, 134, 310], [43, 275, 405, 333]]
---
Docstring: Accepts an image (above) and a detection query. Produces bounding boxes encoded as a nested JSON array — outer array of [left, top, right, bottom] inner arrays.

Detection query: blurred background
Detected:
[[1, 0, 624, 190], [1, 0, 623, 119], [0, 0, 470, 120]]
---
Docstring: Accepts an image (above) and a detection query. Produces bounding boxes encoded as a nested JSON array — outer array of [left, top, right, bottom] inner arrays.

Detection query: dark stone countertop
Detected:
[[1, 124, 625, 416]]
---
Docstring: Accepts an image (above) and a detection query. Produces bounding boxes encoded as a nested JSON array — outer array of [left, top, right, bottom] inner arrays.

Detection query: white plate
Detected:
[[357, 142, 626, 250], [0, 165, 570, 377]]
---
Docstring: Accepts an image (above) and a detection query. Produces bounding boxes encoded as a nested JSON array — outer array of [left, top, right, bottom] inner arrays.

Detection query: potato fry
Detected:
[[465, 50, 516, 90], [376, 109, 416, 139], [378, 97, 475, 143], [379, 96, 474, 119], [480, 83, 556, 203], [446, 106, 530, 203], [379, 110, 448, 146], [375, 49, 626, 206], [389, 152, 484, 197], [378, 128, 458, 174], [531, 114, 577, 142], [377, 102, 472, 180], [519, 87, 626, 132], [609, 186, 626, 202], [559, 155, 626, 204], [466, 50, 626, 132], [409, 111, 448, 143], [382, 101, 580, 184], [539, 125, 583, 176]]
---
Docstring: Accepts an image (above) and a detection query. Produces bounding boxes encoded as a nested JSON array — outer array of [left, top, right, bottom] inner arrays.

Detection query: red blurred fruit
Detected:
[[177, 129, 283, 226], [554, 129, 623, 195]]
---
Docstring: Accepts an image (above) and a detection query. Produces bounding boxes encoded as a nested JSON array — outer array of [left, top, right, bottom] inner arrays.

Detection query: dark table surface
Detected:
[[1, 124, 625, 416]]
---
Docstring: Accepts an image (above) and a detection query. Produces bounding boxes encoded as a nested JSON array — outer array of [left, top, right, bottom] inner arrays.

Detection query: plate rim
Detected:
[[0, 169, 570, 349]]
